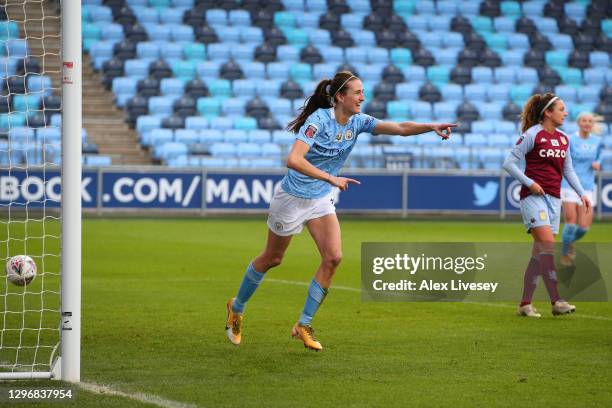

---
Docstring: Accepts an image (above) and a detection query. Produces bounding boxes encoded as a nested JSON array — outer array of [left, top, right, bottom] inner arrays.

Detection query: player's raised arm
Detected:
[[373, 121, 456, 140]]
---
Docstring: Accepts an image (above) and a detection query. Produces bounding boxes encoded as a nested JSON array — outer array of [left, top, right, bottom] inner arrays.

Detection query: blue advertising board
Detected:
[[101, 171, 202, 209], [336, 174, 402, 210], [407, 175, 500, 211], [0, 170, 98, 208], [601, 177, 612, 214], [205, 173, 283, 209]]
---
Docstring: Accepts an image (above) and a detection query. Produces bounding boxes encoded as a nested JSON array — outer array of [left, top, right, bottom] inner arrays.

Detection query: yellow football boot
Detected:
[[225, 298, 242, 346], [291, 323, 322, 351]]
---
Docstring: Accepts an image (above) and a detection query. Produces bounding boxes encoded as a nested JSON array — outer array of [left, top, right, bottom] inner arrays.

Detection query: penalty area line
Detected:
[[78, 382, 200, 408], [265, 278, 612, 322]]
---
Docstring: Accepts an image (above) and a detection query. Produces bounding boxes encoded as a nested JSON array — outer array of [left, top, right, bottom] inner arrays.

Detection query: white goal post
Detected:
[[0, 0, 81, 382]]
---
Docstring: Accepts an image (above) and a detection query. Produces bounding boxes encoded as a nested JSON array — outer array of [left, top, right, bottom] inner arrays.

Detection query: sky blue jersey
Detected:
[[281, 108, 379, 199], [561, 132, 602, 191]]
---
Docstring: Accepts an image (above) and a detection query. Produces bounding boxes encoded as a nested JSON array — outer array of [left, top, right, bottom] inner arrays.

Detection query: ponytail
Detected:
[[520, 92, 558, 133], [287, 71, 357, 133]]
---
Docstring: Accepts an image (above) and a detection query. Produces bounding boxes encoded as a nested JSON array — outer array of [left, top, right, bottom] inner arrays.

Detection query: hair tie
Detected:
[[325, 83, 331, 94]]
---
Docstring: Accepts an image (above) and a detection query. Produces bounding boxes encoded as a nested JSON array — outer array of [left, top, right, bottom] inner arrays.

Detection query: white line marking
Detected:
[[266, 278, 612, 322], [79, 382, 200, 408]]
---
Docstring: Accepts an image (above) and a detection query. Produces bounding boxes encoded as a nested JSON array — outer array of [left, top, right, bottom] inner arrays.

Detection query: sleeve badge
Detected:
[[304, 124, 318, 138]]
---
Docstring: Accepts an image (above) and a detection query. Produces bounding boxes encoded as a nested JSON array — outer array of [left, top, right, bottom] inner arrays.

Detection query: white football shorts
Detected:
[[560, 187, 596, 206], [520, 194, 561, 234], [267, 185, 336, 236]]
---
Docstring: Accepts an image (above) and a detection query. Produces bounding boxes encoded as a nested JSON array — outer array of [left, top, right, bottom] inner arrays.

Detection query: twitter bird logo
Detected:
[[473, 181, 499, 206]]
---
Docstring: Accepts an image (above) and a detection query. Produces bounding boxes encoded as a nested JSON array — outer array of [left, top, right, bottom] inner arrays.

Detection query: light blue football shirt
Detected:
[[561, 132, 602, 191], [281, 108, 379, 199]]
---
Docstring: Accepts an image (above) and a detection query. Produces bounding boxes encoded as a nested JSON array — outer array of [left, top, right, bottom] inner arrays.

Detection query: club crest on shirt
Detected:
[[551, 139, 559, 147], [516, 136, 524, 145], [344, 129, 353, 140], [560, 136, 567, 145], [304, 124, 318, 138], [335, 132, 343, 142]]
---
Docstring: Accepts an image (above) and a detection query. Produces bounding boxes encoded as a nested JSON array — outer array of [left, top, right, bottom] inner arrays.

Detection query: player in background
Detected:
[[502, 93, 591, 318], [559, 112, 603, 266], [225, 71, 456, 350]]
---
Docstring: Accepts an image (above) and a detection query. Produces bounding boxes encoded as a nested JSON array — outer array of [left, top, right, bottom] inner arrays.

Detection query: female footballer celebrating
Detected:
[[503, 93, 591, 318], [225, 71, 456, 350], [560, 112, 603, 266]]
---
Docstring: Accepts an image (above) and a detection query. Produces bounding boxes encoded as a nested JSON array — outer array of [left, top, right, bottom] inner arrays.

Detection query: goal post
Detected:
[[60, 0, 82, 383], [0, 0, 81, 382]]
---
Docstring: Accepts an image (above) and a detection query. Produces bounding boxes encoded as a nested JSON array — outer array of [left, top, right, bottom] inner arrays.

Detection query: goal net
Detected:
[[0, 0, 80, 381]]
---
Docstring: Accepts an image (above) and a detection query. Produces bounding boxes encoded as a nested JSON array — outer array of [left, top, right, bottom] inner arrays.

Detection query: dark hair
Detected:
[[287, 71, 358, 133], [520, 92, 560, 133]]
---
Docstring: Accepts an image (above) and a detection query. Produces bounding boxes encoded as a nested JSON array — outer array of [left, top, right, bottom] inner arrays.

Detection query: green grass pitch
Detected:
[[1, 217, 611, 407]]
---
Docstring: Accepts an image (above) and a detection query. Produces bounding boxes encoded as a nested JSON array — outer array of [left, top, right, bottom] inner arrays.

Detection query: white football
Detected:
[[6, 255, 37, 286]]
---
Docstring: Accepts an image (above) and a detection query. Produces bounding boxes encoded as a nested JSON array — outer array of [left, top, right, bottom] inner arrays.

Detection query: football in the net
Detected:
[[5, 255, 37, 286]]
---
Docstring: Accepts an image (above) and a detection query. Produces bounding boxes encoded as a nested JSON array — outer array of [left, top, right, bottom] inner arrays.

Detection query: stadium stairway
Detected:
[[7, 0, 152, 165]]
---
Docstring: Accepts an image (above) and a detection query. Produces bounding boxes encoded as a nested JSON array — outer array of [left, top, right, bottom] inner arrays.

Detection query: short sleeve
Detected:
[[296, 115, 324, 147], [357, 113, 379, 134]]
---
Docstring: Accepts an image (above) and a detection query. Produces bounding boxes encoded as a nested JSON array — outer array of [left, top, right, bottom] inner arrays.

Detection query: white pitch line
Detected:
[[266, 278, 612, 322], [78, 382, 200, 408]]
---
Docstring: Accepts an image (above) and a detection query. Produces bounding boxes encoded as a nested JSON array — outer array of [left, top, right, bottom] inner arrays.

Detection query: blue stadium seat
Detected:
[[345, 47, 368, 64], [290, 63, 312, 82], [589, 52, 610, 69], [352, 30, 376, 47], [440, 83, 463, 101], [501, 50, 525, 66], [236, 142, 261, 157], [411, 101, 433, 120], [313, 63, 337, 79], [124, 59, 149, 78], [207, 43, 231, 61], [185, 116, 208, 130], [136, 115, 162, 136], [145, 128, 173, 147], [224, 130, 249, 143], [494, 66, 517, 84], [545, 50, 569, 68], [406, 15, 428, 31], [148, 96, 174, 117], [348, 0, 371, 14], [210, 117, 234, 131], [88, 5, 113, 23], [472, 67, 494, 84], [308, 29, 331, 46], [465, 84, 487, 102], [261, 142, 282, 158], [197, 61, 221, 80], [510, 84, 533, 105], [210, 142, 236, 157], [554, 85, 577, 103], [215, 26, 240, 43], [27, 75, 52, 96], [436, 48, 460, 66], [426, 65, 450, 85], [320, 46, 344, 64], [206, 9, 228, 27], [136, 41, 160, 59], [170, 24, 194, 42], [133, 7, 159, 24], [471, 120, 495, 135], [268, 98, 292, 117], [478, 102, 504, 120], [231, 43, 257, 62], [160, 78, 184, 97], [256, 80, 281, 98], [387, 101, 410, 119], [85, 155, 113, 167], [240, 27, 264, 44], [9, 127, 35, 143], [197, 97, 221, 117], [267, 62, 290, 80], [235, 117, 258, 131], [577, 85, 601, 105], [341, 13, 363, 30], [174, 129, 199, 145], [145, 24, 171, 42], [494, 17, 517, 33], [199, 129, 224, 144], [583, 68, 605, 86], [248, 130, 271, 144], [436, 0, 459, 15], [89, 41, 114, 69], [522, 1, 544, 17], [368, 47, 389, 65], [396, 82, 421, 100], [390, 48, 412, 66], [222, 98, 246, 117], [272, 130, 295, 145], [479, 147, 505, 169], [557, 67, 583, 86], [464, 133, 488, 147], [515, 67, 538, 84], [487, 84, 510, 102], [172, 60, 196, 80], [401, 65, 426, 82], [159, 42, 183, 61], [229, 9, 251, 26], [101, 23, 124, 42], [208, 79, 232, 98], [433, 102, 458, 120], [283, 27, 309, 47], [239, 61, 266, 79], [277, 45, 300, 62], [12, 94, 41, 112], [495, 121, 517, 136]]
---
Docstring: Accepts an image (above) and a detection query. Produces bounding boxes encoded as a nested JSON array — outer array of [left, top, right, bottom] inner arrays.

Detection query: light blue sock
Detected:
[[232, 263, 265, 313], [574, 227, 588, 242], [562, 223, 577, 254], [298, 278, 328, 326]]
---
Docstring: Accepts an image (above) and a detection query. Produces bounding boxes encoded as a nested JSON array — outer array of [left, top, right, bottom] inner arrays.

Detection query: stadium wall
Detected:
[[1, 167, 612, 218]]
